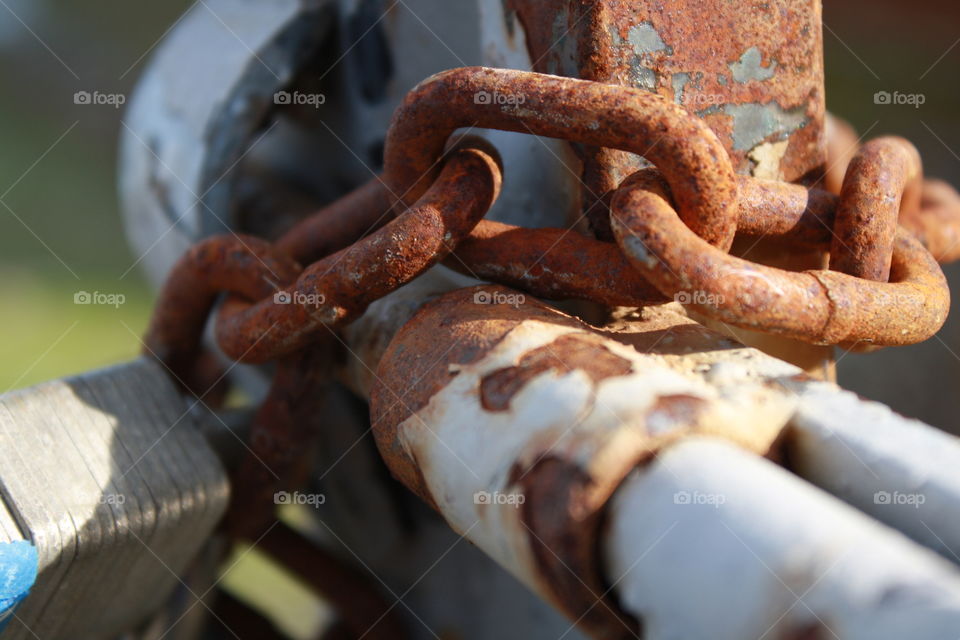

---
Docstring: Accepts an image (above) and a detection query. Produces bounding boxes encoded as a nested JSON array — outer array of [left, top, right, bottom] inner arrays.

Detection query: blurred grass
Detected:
[[0, 95, 153, 390], [219, 542, 330, 640], [0, 270, 152, 390], [0, 1, 191, 391]]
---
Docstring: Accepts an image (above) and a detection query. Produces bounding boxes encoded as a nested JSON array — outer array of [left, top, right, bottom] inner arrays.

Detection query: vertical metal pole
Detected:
[[501, 0, 833, 377]]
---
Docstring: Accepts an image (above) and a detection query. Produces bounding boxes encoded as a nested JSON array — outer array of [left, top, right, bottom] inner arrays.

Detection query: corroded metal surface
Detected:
[[129, 6, 960, 635], [908, 179, 960, 263], [142, 234, 301, 397], [611, 169, 949, 346], [275, 177, 394, 265], [369, 286, 793, 637], [145, 145, 502, 378], [383, 66, 739, 249], [831, 137, 921, 281], [215, 145, 502, 362], [367, 285, 960, 639], [497, 0, 830, 376], [144, 64, 960, 389], [825, 114, 960, 264], [448, 220, 665, 306], [505, 0, 824, 182]]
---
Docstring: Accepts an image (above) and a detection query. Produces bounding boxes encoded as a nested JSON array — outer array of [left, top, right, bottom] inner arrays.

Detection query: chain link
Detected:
[[143, 65, 960, 572]]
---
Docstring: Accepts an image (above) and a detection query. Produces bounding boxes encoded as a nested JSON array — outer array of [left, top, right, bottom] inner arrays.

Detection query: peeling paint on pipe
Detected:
[[607, 439, 960, 640]]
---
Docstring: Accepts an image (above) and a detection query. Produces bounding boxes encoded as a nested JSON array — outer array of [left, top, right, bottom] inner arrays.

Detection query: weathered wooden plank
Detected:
[[0, 358, 228, 640]]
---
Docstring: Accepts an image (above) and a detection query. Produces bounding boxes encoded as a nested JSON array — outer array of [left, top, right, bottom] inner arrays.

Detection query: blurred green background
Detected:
[[0, 0, 958, 427], [0, 1, 193, 390]]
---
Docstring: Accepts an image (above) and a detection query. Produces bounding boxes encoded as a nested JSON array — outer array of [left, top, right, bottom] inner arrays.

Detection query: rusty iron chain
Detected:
[[146, 67, 960, 385], [142, 66, 960, 628]]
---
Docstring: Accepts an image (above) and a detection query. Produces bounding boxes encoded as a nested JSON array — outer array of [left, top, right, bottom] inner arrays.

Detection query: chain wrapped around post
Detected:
[[141, 65, 960, 637]]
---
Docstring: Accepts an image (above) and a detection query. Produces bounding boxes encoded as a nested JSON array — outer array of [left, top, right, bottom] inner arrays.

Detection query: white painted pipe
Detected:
[[606, 437, 960, 640], [782, 379, 960, 564], [368, 289, 960, 637]]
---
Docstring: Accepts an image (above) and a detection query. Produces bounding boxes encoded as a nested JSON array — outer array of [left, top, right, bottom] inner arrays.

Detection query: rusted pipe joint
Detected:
[[370, 286, 791, 637]]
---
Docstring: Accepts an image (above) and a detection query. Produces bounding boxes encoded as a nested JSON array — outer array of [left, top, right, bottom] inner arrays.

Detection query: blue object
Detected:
[[0, 541, 38, 632]]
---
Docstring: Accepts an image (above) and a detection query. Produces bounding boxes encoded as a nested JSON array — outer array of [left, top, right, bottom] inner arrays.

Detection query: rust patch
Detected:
[[370, 287, 585, 502], [831, 137, 920, 281], [384, 66, 740, 250], [826, 114, 960, 265], [513, 456, 642, 638], [216, 145, 502, 363], [447, 219, 664, 306], [141, 234, 302, 398], [646, 394, 708, 435], [507, 0, 824, 214], [480, 334, 633, 412]]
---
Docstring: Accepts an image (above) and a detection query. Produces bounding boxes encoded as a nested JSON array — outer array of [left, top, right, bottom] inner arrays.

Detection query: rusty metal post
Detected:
[[497, 0, 833, 376]]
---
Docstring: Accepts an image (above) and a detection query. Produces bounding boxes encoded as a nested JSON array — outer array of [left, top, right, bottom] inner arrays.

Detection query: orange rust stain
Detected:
[[479, 333, 632, 411], [646, 393, 709, 433]]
